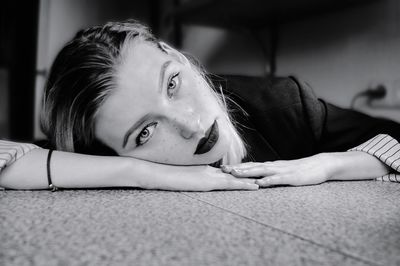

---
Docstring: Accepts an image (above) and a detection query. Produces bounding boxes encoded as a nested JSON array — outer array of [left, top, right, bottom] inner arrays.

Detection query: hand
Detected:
[[221, 154, 330, 187], [138, 163, 259, 191]]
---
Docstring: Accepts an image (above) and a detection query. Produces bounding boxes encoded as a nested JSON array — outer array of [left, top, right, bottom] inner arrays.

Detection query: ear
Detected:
[[158, 41, 190, 65]]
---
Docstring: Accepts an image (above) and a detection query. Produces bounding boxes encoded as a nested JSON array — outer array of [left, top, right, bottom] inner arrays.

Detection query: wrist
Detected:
[[316, 151, 388, 182], [126, 158, 177, 190], [115, 157, 148, 188], [314, 153, 341, 181]]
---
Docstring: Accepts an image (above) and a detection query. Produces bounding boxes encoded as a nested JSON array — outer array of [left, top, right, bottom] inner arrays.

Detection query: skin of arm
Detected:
[[222, 151, 391, 187], [0, 149, 258, 191]]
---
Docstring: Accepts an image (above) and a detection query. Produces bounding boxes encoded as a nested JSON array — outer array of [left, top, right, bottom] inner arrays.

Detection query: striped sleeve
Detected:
[[0, 140, 41, 190], [348, 134, 400, 183]]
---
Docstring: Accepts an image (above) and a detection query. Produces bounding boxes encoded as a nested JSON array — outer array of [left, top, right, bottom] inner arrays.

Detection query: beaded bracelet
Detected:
[[47, 149, 58, 192]]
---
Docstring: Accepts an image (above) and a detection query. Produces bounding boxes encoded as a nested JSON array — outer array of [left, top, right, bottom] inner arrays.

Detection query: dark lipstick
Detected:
[[194, 120, 219, 155]]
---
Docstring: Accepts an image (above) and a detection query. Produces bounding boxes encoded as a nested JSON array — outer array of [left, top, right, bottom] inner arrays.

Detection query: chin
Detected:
[[188, 140, 228, 166], [205, 135, 230, 167]]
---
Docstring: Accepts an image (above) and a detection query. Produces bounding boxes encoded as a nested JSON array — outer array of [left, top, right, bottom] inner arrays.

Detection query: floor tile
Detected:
[[0, 189, 376, 266], [184, 181, 400, 266]]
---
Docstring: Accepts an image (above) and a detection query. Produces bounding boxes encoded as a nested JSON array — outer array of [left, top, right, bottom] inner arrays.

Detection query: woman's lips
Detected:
[[194, 120, 219, 155]]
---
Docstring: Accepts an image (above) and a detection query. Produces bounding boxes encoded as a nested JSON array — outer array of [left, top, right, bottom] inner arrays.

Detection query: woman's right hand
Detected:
[[136, 162, 259, 191]]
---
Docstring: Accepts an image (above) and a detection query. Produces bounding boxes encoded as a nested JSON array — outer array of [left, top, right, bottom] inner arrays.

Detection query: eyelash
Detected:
[[167, 72, 180, 98], [134, 72, 180, 147], [136, 122, 158, 146]]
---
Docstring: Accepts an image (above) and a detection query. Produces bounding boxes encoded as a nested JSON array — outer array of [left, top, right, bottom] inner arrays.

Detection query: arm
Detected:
[[221, 150, 392, 187], [0, 144, 258, 191], [346, 134, 400, 182], [221, 77, 400, 186], [221, 135, 399, 187], [326, 150, 392, 182], [1, 148, 139, 189]]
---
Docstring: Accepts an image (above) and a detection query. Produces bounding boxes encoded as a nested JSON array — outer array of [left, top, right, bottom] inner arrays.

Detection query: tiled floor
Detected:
[[1, 181, 399, 266]]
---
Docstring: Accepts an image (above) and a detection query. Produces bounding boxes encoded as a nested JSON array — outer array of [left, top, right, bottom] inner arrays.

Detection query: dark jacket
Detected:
[[215, 75, 400, 162]]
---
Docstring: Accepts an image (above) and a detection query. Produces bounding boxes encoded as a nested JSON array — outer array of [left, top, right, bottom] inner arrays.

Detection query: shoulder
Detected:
[[212, 75, 308, 110], [212, 75, 322, 159]]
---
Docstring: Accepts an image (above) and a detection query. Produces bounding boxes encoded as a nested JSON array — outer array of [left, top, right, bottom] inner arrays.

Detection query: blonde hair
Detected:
[[183, 54, 247, 165], [41, 20, 247, 163]]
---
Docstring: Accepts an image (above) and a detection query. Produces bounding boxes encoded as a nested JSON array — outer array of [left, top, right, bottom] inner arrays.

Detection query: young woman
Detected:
[[1, 20, 399, 191]]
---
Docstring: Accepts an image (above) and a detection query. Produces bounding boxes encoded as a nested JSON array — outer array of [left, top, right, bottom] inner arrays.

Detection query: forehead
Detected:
[[95, 41, 168, 145], [117, 41, 166, 89]]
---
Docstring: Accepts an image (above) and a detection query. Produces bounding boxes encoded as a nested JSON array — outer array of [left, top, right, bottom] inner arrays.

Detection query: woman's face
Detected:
[[95, 41, 231, 165]]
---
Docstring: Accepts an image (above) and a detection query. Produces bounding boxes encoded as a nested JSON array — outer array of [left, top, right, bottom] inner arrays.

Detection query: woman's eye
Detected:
[[167, 72, 180, 98], [136, 122, 157, 146]]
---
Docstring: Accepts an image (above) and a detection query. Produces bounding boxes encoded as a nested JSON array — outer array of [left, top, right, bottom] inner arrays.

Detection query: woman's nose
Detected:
[[178, 115, 204, 139], [171, 109, 204, 139]]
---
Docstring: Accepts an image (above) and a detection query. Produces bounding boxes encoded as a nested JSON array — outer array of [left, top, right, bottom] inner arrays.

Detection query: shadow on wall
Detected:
[[182, 0, 399, 122], [182, 0, 383, 77], [182, 26, 268, 76], [278, 0, 385, 56], [277, 0, 400, 123]]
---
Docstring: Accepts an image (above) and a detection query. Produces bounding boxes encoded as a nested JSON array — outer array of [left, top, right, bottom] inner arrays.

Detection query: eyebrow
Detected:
[[122, 60, 172, 148], [158, 60, 172, 92]]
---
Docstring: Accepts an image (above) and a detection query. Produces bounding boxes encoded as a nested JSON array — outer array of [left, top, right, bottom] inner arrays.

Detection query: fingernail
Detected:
[[251, 184, 260, 190], [221, 165, 232, 172], [256, 179, 269, 185], [232, 169, 244, 174]]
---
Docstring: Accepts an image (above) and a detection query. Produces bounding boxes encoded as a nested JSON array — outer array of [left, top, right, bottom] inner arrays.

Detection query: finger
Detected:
[[221, 162, 259, 173], [220, 165, 232, 173], [212, 177, 259, 191], [233, 162, 275, 171], [234, 177, 258, 184], [218, 174, 258, 184], [232, 162, 259, 168], [256, 175, 287, 187], [230, 165, 277, 178], [228, 180, 259, 190], [214, 173, 257, 183]]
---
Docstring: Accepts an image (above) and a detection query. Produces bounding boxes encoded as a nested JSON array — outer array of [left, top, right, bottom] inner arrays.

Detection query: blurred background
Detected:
[[0, 0, 399, 142]]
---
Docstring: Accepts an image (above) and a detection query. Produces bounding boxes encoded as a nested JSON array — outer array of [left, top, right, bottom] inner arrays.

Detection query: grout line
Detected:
[[180, 192, 382, 266]]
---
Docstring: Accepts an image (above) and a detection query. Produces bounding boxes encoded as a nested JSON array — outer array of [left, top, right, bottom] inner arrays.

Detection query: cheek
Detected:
[[182, 69, 206, 94], [124, 126, 192, 164], [183, 74, 219, 111]]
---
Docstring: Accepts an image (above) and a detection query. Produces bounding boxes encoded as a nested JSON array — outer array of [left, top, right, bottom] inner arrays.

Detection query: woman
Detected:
[[0, 20, 399, 191]]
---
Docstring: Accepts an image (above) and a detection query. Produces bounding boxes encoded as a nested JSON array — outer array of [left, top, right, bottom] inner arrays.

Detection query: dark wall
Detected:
[[1, 1, 39, 141]]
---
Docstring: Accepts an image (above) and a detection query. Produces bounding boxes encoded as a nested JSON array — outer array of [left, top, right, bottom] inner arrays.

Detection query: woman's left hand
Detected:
[[221, 154, 332, 187]]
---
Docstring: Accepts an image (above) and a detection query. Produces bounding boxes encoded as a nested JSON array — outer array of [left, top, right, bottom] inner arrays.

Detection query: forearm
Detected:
[[0, 148, 258, 191], [322, 151, 392, 181], [0, 149, 143, 190]]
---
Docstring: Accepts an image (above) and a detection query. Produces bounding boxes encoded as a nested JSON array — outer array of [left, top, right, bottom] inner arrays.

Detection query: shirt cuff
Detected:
[[0, 140, 41, 190], [348, 134, 400, 183]]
